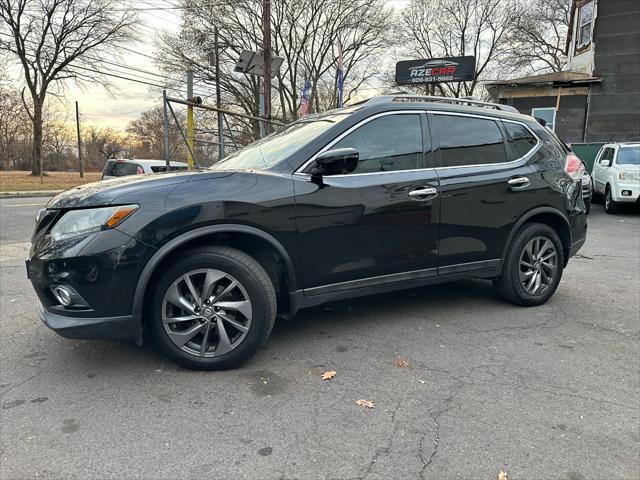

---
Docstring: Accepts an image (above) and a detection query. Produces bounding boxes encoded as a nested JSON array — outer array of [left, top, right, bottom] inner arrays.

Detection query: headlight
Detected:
[[619, 171, 640, 181], [50, 205, 138, 242]]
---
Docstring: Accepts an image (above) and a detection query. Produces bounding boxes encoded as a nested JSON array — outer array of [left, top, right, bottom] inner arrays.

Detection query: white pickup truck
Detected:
[[591, 143, 640, 213]]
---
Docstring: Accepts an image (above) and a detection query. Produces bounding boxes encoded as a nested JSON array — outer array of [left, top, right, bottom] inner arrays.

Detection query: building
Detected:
[[486, 0, 640, 153]]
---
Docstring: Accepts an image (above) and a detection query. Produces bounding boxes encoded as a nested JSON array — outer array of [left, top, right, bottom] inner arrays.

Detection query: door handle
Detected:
[[507, 176, 530, 188], [409, 187, 438, 200]]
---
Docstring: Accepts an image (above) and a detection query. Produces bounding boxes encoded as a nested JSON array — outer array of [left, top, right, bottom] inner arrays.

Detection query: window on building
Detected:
[[576, 0, 594, 49], [532, 107, 557, 131], [433, 115, 507, 167]]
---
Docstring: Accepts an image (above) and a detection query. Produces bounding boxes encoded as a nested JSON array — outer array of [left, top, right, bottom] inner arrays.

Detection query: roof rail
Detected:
[[366, 94, 519, 113]]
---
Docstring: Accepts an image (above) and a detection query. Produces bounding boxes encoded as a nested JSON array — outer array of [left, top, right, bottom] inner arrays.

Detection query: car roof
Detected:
[[108, 158, 187, 166], [353, 94, 536, 124]]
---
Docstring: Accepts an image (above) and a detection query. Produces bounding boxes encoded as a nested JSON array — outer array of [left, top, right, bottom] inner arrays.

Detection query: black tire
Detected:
[[149, 246, 277, 370], [585, 198, 591, 214], [604, 185, 619, 214], [494, 222, 564, 306]]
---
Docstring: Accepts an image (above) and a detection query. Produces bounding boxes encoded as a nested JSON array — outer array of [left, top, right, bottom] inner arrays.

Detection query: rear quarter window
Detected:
[[104, 161, 139, 176], [103, 160, 117, 176], [503, 122, 538, 159]]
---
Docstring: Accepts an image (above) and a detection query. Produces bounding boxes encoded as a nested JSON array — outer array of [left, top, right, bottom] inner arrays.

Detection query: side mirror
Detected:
[[312, 148, 359, 177], [600, 159, 612, 167]]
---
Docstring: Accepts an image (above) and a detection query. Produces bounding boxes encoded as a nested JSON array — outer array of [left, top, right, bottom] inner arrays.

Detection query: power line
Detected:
[[0, 31, 219, 95]]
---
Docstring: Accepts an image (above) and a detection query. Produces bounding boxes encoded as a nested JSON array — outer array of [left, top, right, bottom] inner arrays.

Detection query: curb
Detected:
[[0, 190, 62, 198]]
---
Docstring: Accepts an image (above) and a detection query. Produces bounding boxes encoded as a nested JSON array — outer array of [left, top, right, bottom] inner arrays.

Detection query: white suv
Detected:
[[591, 143, 640, 213], [102, 159, 188, 180]]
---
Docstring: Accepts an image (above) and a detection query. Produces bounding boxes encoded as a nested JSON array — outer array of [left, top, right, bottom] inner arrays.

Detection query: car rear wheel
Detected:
[[605, 185, 619, 214], [494, 223, 564, 306], [150, 246, 276, 370]]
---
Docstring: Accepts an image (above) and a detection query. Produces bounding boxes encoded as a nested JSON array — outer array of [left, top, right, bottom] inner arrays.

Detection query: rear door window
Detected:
[[434, 115, 507, 167]]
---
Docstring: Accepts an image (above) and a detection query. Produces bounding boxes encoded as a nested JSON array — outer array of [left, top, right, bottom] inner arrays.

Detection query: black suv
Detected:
[[27, 95, 587, 370]]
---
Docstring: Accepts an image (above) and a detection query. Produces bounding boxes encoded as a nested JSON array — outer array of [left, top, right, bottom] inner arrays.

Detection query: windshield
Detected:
[[210, 112, 353, 171], [617, 146, 640, 166]]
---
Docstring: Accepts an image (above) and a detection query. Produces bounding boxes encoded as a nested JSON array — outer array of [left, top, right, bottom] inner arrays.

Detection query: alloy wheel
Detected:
[[162, 268, 252, 357], [519, 236, 558, 295]]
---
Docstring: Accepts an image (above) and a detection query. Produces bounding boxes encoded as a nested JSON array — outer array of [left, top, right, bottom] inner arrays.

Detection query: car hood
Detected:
[[618, 164, 640, 172], [46, 170, 233, 209]]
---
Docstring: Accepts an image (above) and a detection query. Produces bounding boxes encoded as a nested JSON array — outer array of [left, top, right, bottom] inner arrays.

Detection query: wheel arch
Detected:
[[501, 207, 572, 268], [132, 225, 298, 326]]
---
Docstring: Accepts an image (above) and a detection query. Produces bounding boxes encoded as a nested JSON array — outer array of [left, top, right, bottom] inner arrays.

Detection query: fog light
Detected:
[[621, 190, 632, 196], [52, 286, 72, 306]]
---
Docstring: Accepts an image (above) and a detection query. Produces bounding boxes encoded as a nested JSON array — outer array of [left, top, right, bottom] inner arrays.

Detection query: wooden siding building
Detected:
[[486, 0, 640, 145]]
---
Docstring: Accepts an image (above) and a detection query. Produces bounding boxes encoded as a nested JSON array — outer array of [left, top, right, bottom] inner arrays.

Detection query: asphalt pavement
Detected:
[[0, 197, 638, 480]]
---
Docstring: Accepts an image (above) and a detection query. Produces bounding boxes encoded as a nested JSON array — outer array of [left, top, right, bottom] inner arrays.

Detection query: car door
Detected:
[[592, 147, 614, 194], [431, 113, 540, 275], [293, 111, 441, 294]]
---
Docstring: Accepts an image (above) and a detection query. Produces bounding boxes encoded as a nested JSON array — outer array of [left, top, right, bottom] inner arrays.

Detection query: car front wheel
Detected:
[[149, 246, 277, 370], [605, 185, 619, 214], [494, 223, 564, 306]]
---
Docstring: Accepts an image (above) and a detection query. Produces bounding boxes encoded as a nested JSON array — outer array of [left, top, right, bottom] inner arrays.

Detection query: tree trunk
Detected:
[[30, 100, 43, 176]]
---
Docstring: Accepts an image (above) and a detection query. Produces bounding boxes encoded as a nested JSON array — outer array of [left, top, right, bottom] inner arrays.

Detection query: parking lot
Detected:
[[0, 197, 638, 480]]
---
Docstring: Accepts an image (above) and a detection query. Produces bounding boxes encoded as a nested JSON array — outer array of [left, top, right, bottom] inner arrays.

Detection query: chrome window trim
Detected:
[[293, 109, 542, 178], [430, 111, 542, 171], [294, 110, 425, 177]]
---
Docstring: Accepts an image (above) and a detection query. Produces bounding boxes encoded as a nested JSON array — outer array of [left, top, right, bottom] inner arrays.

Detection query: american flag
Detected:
[[299, 79, 312, 117], [336, 37, 344, 108]]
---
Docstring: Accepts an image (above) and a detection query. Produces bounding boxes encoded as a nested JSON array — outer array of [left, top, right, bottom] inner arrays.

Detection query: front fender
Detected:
[[130, 224, 298, 319]]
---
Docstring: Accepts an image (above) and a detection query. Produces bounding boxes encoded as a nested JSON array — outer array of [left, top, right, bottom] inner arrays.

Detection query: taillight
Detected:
[[136, 165, 144, 174], [564, 154, 585, 180]]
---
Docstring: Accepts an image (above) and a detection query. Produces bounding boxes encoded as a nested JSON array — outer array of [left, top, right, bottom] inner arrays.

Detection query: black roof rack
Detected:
[[364, 94, 519, 113]]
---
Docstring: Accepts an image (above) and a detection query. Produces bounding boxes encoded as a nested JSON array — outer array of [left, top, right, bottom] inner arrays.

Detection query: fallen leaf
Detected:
[[498, 470, 508, 480], [395, 356, 409, 368], [356, 399, 375, 409], [322, 370, 336, 380]]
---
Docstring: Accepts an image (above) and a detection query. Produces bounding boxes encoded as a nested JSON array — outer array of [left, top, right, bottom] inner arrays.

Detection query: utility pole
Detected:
[[262, 0, 272, 134], [75, 101, 84, 178], [162, 90, 171, 170], [186, 69, 195, 169], [214, 27, 224, 160]]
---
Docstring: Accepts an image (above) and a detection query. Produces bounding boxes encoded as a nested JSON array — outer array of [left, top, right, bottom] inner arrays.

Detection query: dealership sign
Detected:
[[395, 56, 476, 85]]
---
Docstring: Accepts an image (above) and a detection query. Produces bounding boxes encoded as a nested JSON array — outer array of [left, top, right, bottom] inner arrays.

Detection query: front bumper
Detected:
[[28, 219, 154, 342], [38, 300, 141, 342], [612, 182, 639, 203]]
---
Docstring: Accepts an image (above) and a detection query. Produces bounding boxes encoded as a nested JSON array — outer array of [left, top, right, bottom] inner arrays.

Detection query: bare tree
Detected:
[[127, 106, 186, 160], [82, 126, 128, 170], [0, 84, 31, 170], [156, 0, 390, 139], [397, 0, 521, 97], [42, 118, 74, 171], [0, 0, 136, 176], [0, 54, 31, 170], [504, 0, 571, 74]]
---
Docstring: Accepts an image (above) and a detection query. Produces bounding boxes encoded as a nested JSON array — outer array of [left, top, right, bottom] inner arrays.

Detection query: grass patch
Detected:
[[0, 171, 102, 192]]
